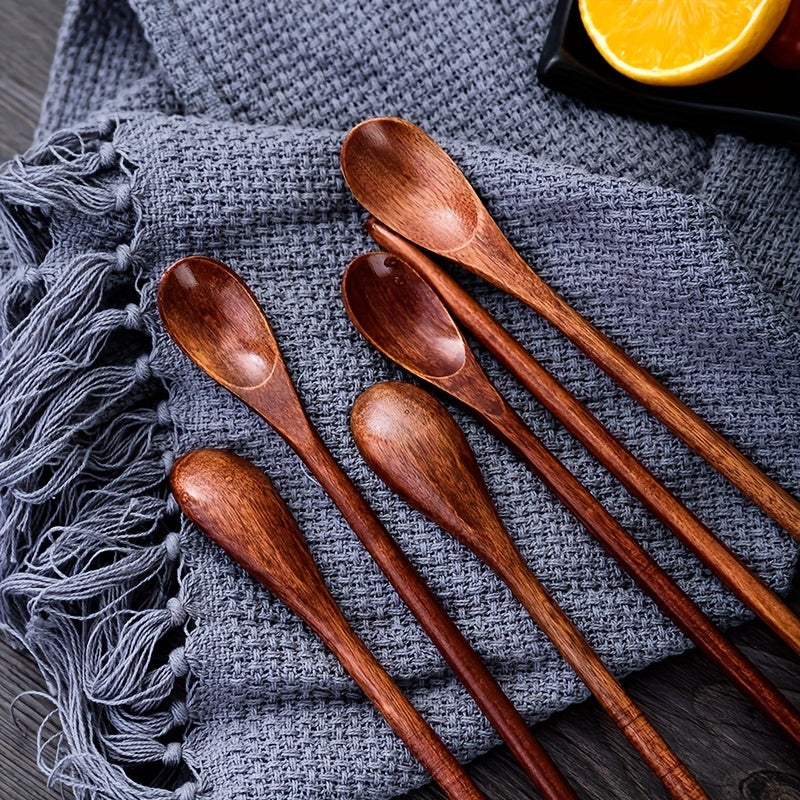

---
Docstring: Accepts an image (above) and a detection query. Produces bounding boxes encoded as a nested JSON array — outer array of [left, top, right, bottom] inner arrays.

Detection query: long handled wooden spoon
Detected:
[[341, 251, 800, 751], [340, 117, 800, 542], [158, 255, 577, 800], [365, 218, 800, 658], [170, 448, 485, 800], [351, 382, 706, 800]]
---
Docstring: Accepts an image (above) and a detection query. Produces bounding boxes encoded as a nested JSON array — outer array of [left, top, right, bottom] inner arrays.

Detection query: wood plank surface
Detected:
[[1, 4, 65, 798], [1, 2, 800, 799], [0, 0, 62, 162]]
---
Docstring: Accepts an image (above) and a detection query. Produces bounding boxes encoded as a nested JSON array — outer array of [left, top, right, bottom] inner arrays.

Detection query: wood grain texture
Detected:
[[341, 251, 800, 757], [3, 5, 800, 800], [0, 0, 61, 162], [158, 255, 576, 800], [0, 636, 61, 800], [351, 382, 706, 799], [365, 217, 800, 659], [340, 116, 800, 543], [1, 6, 64, 800], [171, 449, 487, 800]]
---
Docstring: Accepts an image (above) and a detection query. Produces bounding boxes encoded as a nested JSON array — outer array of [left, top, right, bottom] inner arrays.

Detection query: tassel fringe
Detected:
[[0, 119, 199, 799]]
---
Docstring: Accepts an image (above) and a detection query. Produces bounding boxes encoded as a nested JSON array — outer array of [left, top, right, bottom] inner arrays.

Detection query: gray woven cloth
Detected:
[[1, 0, 799, 798]]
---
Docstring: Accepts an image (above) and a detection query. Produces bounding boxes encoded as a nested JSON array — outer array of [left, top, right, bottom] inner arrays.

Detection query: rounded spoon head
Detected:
[[342, 252, 468, 380], [158, 255, 278, 391], [351, 382, 512, 565], [170, 448, 328, 617], [341, 117, 480, 254]]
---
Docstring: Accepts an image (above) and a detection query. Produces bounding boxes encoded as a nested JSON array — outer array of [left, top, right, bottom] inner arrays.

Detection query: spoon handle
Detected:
[[171, 449, 485, 800], [366, 219, 800, 658], [470, 234, 800, 542], [284, 422, 578, 800], [321, 617, 486, 800], [484, 403, 800, 751], [350, 381, 705, 799], [499, 555, 705, 800]]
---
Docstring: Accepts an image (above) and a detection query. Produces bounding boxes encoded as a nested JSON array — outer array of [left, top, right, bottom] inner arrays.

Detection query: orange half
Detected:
[[579, 0, 791, 86]]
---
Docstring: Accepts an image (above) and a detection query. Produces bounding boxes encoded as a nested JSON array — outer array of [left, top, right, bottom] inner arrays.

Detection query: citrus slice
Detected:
[[579, 0, 791, 86]]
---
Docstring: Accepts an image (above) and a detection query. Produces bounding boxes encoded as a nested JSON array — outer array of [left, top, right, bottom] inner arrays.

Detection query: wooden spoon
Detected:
[[365, 217, 800, 658], [340, 117, 800, 542], [157, 255, 577, 800], [341, 251, 800, 751], [351, 382, 706, 800], [170, 448, 485, 800]]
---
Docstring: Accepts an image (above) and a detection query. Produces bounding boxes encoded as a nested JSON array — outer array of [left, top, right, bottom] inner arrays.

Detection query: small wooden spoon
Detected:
[[170, 448, 485, 800], [340, 117, 800, 542], [351, 382, 706, 800], [365, 217, 800, 658], [341, 251, 800, 751], [158, 255, 577, 800]]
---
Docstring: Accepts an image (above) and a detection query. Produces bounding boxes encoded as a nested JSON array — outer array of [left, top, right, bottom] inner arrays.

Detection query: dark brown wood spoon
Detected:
[[170, 448, 485, 800], [340, 117, 800, 542], [341, 251, 800, 752], [351, 381, 706, 800], [157, 255, 577, 800], [365, 217, 800, 658]]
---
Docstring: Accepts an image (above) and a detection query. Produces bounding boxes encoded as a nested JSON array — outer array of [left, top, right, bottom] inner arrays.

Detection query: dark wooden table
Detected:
[[2, 2, 800, 798]]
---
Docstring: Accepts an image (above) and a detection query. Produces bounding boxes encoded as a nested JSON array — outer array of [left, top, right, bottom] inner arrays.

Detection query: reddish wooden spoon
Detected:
[[170, 448, 484, 800], [341, 251, 800, 753], [365, 217, 800, 658], [157, 255, 577, 800], [340, 117, 800, 542], [351, 381, 706, 800]]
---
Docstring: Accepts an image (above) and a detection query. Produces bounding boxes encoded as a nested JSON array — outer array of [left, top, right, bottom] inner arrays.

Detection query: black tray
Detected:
[[537, 0, 800, 144]]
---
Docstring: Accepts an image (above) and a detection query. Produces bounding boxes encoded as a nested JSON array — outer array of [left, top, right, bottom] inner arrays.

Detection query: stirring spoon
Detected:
[[341, 251, 800, 750], [340, 117, 800, 541], [365, 217, 800, 658], [170, 448, 485, 800], [158, 255, 577, 800], [351, 382, 706, 800]]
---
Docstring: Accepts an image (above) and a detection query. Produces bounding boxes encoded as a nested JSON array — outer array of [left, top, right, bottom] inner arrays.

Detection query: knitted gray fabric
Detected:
[[1, 1, 799, 799]]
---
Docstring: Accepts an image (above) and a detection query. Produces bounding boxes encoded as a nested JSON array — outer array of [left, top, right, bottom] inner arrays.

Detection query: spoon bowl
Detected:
[[342, 252, 467, 379], [158, 255, 277, 391], [352, 381, 502, 558], [171, 448, 325, 612], [342, 118, 479, 253]]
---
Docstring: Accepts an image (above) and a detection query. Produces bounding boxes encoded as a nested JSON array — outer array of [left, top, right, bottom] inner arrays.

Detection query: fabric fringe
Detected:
[[0, 120, 199, 799]]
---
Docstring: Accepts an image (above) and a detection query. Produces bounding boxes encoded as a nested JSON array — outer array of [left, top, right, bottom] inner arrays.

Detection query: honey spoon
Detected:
[[170, 448, 485, 800], [341, 251, 800, 750], [365, 217, 800, 658], [351, 381, 705, 800], [340, 117, 800, 541], [157, 255, 577, 800]]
